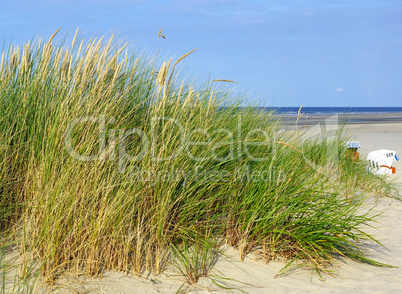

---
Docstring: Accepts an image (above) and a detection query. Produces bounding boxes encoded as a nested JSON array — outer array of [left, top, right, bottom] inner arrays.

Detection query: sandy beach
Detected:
[[279, 112, 402, 127], [4, 114, 402, 294]]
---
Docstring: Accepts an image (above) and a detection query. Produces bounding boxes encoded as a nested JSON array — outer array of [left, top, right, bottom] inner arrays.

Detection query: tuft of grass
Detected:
[[171, 233, 219, 284], [0, 29, 398, 290]]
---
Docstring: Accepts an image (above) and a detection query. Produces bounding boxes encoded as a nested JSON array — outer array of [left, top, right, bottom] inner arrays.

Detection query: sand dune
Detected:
[[41, 196, 402, 293], [4, 121, 402, 293]]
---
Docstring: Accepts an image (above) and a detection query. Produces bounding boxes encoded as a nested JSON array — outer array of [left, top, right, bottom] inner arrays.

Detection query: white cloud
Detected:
[[335, 87, 346, 92]]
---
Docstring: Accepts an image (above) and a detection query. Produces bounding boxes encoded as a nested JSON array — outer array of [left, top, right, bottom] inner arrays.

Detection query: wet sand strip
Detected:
[[277, 112, 402, 126]]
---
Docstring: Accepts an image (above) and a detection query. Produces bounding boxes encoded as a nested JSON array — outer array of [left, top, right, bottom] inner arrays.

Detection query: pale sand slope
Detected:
[[6, 123, 402, 293]]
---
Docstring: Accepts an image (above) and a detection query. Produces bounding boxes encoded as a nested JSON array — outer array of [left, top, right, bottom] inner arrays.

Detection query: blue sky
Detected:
[[1, 0, 401, 107]]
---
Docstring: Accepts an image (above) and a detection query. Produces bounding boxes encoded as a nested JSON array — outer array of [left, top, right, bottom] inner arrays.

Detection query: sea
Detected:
[[265, 107, 402, 116]]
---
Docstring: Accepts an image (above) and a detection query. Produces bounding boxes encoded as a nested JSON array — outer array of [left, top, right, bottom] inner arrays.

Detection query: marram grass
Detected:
[[0, 30, 395, 287]]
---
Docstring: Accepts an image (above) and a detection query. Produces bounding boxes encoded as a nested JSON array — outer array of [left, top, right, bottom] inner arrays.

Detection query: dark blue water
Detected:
[[265, 107, 402, 115]]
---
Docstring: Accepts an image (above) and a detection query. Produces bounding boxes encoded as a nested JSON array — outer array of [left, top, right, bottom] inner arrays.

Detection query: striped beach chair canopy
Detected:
[[346, 141, 361, 149]]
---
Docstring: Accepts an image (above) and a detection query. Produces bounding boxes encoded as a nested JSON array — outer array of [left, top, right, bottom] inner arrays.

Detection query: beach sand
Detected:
[[4, 116, 402, 293], [279, 112, 402, 127]]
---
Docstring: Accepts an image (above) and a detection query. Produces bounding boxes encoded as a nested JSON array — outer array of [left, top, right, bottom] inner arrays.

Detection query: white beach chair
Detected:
[[367, 149, 399, 175]]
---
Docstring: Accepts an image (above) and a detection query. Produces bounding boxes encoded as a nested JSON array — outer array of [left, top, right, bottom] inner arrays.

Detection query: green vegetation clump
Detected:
[[0, 30, 394, 287]]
